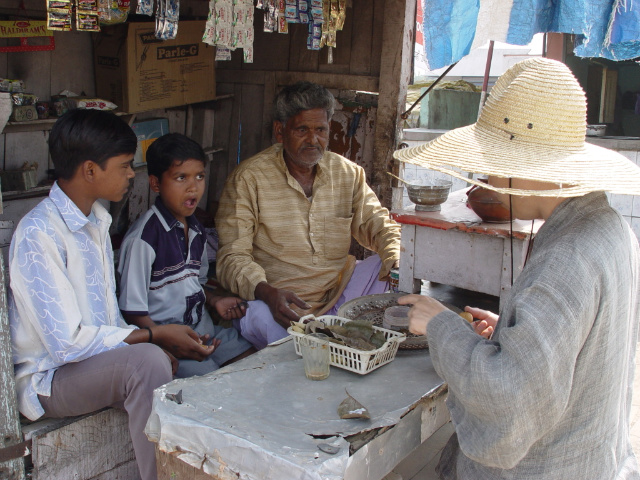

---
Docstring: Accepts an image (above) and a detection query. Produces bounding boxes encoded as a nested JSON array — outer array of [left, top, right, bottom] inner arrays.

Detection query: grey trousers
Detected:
[[38, 343, 172, 480]]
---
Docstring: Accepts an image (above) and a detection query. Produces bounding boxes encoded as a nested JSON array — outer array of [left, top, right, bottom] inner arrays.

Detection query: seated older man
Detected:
[[215, 82, 401, 350]]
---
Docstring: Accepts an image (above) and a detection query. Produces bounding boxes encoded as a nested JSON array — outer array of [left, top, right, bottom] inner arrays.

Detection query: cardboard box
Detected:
[[94, 21, 215, 113], [131, 118, 170, 167]]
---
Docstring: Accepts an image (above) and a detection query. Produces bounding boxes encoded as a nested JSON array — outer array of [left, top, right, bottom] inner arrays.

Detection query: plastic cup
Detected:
[[383, 305, 410, 331], [300, 333, 331, 381]]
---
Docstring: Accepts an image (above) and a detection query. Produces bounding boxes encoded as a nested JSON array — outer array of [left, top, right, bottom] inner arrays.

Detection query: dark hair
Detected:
[[48, 109, 137, 180], [272, 82, 335, 125], [145, 133, 206, 179]]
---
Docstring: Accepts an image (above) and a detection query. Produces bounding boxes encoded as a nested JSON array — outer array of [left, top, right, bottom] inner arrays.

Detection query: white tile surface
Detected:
[[632, 217, 640, 240], [633, 196, 640, 217], [611, 194, 634, 216]]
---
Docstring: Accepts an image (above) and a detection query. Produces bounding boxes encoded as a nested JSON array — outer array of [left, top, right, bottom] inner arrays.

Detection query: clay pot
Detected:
[[466, 181, 511, 223]]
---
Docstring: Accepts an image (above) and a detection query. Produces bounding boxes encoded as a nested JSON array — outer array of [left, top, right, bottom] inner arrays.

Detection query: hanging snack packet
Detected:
[[47, 10, 73, 31], [76, 0, 100, 31], [77, 0, 98, 12], [77, 11, 101, 31], [48, 0, 70, 8], [47, 0, 73, 31]]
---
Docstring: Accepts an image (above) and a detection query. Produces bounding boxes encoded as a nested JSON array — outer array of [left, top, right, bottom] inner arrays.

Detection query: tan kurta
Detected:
[[215, 144, 401, 314]]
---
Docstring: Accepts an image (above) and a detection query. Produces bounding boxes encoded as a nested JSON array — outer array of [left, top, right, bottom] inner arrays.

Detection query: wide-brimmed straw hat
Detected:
[[394, 57, 640, 197]]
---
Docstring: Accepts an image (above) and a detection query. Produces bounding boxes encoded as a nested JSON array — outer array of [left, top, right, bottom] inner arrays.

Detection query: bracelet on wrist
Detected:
[[143, 326, 153, 344]]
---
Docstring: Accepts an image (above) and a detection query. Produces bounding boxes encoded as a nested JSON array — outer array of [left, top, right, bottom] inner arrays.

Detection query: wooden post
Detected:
[[373, 0, 417, 208], [0, 254, 26, 480]]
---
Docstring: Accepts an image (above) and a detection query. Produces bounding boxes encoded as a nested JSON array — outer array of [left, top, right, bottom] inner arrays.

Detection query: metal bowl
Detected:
[[586, 124, 606, 137], [406, 181, 452, 211]]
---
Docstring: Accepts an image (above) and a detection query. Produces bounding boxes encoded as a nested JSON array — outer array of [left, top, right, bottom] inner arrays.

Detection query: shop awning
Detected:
[[423, 0, 640, 70]]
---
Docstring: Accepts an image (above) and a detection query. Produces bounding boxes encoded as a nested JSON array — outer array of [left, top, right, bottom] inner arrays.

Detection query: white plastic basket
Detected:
[[287, 315, 406, 375]]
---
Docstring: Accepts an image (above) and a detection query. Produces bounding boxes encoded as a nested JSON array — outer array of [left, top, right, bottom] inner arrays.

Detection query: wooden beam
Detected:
[[275, 71, 379, 93], [0, 255, 25, 480], [215, 69, 379, 93], [373, 0, 416, 208]]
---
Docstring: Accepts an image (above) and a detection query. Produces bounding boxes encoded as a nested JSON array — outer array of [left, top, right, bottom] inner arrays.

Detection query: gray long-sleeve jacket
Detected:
[[429, 192, 640, 480]]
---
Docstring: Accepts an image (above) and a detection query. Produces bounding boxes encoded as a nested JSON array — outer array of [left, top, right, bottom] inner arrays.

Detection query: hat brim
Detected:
[[394, 123, 640, 197]]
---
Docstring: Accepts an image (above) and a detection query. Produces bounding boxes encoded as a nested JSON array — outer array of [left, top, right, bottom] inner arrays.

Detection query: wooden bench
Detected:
[[20, 410, 139, 480]]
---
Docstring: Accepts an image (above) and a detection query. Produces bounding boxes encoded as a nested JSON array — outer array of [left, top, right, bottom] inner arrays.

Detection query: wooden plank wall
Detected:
[[208, 0, 391, 212], [0, 1, 414, 477], [209, 0, 415, 212]]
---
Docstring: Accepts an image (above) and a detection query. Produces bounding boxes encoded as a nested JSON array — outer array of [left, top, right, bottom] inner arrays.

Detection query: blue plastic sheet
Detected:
[[423, 0, 640, 70]]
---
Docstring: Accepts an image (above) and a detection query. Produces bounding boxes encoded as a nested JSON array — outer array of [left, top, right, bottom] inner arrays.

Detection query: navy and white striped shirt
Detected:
[[118, 197, 209, 328]]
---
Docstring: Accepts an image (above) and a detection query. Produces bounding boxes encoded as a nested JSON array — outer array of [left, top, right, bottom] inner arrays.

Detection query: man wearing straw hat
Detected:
[[395, 57, 640, 479]]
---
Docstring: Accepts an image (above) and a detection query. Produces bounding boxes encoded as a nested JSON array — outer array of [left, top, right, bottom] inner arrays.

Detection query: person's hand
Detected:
[[153, 324, 216, 361], [213, 296, 249, 320], [255, 282, 311, 329], [464, 306, 499, 339], [398, 294, 447, 336]]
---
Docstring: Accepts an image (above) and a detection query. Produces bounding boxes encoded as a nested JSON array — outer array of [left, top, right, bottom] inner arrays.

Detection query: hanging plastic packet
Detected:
[[155, 0, 179, 39], [47, 0, 73, 31], [297, 0, 309, 24], [215, 46, 232, 61], [214, 1, 233, 46], [336, 0, 346, 30], [307, 22, 321, 50], [243, 45, 253, 63], [321, 0, 330, 34], [154, 0, 164, 37], [260, 0, 276, 32], [202, 2, 216, 46], [276, 0, 287, 33], [136, 0, 153, 16], [99, 0, 130, 25]]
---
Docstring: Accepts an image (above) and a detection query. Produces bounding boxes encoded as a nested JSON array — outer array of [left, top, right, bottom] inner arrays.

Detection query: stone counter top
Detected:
[[585, 136, 640, 151]]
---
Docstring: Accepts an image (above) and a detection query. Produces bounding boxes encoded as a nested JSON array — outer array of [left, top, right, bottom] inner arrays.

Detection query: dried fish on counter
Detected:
[[291, 318, 387, 352]]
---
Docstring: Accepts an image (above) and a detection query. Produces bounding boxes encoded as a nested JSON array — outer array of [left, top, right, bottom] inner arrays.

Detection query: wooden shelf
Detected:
[[2, 112, 134, 134], [2, 185, 51, 201], [1, 96, 234, 134]]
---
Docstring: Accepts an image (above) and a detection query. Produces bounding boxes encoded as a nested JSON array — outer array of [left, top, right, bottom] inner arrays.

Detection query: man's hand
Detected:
[[153, 324, 217, 361], [255, 282, 311, 329], [211, 296, 248, 321], [464, 306, 499, 339], [398, 294, 447, 336]]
